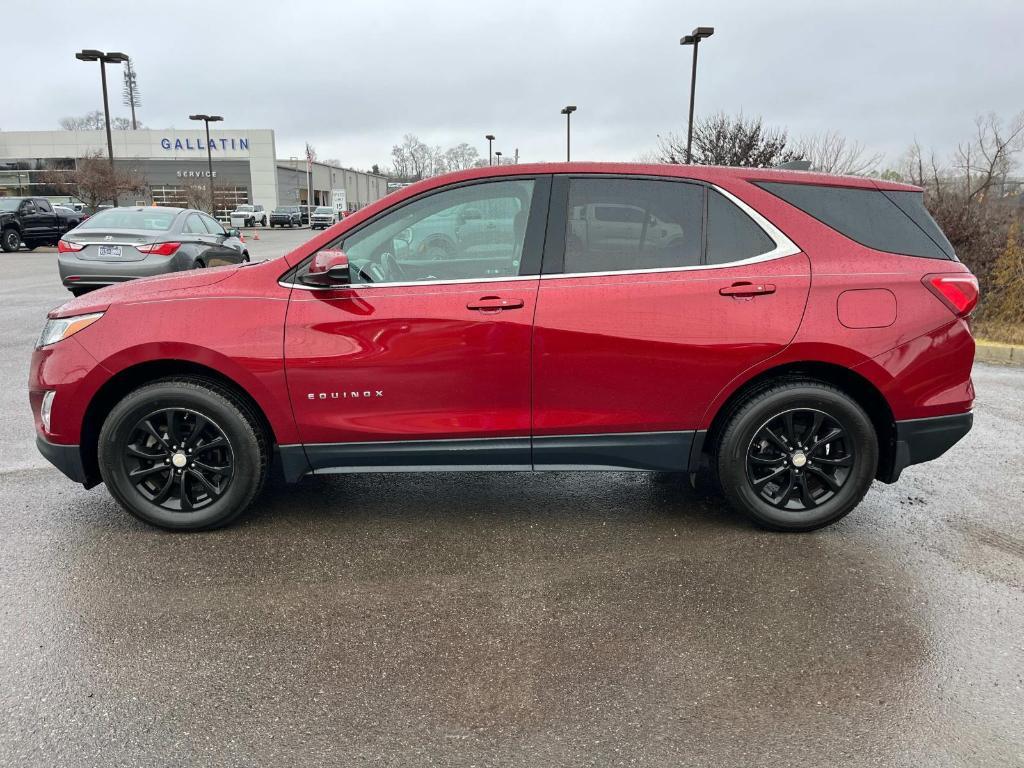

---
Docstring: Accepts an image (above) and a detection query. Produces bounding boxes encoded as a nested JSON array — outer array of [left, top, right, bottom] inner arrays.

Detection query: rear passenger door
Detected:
[[531, 176, 810, 470]]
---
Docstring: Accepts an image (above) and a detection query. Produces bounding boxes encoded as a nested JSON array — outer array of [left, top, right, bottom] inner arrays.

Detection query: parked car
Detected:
[[310, 206, 337, 229], [29, 163, 977, 532], [55, 207, 249, 296], [0, 196, 85, 252], [269, 206, 302, 227], [229, 204, 267, 228]]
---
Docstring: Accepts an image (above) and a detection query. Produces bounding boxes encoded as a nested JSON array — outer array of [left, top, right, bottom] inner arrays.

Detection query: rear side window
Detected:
[[756, 181, 954, 260], [565, 178, 703, 273], [706, 190, 776, 264]]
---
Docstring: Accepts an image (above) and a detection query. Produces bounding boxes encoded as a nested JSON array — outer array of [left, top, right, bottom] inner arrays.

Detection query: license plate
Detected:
[[97, 245, 122, 258]]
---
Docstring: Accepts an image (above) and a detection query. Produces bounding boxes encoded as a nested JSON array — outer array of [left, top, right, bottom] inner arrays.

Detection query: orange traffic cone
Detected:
[[253, 231, 260, 240]]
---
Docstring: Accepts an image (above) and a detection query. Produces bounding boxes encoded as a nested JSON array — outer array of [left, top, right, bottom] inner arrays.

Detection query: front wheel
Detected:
[[97, 378, 268, 530], [716, 381, 877, 531]]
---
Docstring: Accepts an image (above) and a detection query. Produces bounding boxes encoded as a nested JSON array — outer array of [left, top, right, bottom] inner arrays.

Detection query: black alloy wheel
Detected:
[[122, 408, 233, 512], [2, 229, 20, 252], [716, 380, 877, 531], [98, 378, 268, 530], [745, 408, 853, 511]]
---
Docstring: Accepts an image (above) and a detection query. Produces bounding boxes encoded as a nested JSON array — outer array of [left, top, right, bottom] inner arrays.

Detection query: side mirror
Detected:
[[227, 228, 241, 238], [304, 249, 350, 286]]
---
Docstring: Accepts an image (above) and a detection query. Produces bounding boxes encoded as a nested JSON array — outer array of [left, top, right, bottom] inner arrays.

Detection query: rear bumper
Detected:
[[36, 435, 95, 486], [58, 253, 182, 288], [881, 412, 973, 483]]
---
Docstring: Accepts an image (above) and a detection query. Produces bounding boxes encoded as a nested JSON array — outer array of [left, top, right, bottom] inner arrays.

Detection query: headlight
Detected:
[[37, 312, 104, 348]]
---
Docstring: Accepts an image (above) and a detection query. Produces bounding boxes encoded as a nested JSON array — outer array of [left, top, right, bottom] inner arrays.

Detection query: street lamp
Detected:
[[495, 151, 503, 166], [189, 114, 223, 217], [679, 26, 714, 164], [485, 134, 495, 166], [75, 49, 128, 205], [560, 105, 577, 161]]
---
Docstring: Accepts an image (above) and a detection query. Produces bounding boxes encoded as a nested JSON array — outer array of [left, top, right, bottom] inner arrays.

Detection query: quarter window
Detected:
[[564, 178, 703, 273], [756, 181, 954, 260], [706, 189, 776, 264], [338, 179, 536, 284]]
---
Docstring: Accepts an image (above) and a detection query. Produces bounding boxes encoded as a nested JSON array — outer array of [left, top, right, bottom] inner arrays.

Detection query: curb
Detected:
[[975, 341, 1024, 366]]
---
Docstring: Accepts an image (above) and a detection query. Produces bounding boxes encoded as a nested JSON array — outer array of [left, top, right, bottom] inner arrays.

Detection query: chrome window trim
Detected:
[[279, 274, 540, 291], [281, 182, 802, 291]]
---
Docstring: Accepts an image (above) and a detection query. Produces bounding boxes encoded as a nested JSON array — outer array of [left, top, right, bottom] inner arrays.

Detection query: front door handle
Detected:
[[719, 281, 776, 298], [467, 296, 525, 312]]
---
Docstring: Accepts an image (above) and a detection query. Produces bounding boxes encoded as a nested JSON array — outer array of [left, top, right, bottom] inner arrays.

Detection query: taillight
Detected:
[[923, 273, 979, 317], [136, 242, 182, 256], [57, 240, 84, 253]]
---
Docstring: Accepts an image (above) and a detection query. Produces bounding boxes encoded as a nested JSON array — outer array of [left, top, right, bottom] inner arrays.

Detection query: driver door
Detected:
[[284, 176, 550, 471]]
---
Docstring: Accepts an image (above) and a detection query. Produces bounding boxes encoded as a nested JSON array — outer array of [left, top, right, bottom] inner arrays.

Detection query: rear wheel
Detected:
[[716, 381, 877, 531], [97, 378, 268, 531], [1, 228, 20, 252]]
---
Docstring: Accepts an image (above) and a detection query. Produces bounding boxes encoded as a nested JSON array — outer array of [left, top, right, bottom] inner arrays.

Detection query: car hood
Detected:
[[49, 264, 241, 319]]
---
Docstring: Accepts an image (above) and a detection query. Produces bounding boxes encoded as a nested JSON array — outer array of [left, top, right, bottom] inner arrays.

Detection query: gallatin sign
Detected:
[[160, 137, 250, 151]]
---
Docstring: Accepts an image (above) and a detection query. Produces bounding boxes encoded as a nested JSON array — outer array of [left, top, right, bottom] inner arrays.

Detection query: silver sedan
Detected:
[[57, 207, 250, 296]]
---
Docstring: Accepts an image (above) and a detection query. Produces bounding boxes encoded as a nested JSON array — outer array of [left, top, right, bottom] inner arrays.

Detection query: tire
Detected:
[[97, 378, 268, 531], [241, 251, 250, 262], [1, 228, 20, 252], [70, 287, 90, 297], [261, 217, 267, 227], [715, 380, 877, 532]]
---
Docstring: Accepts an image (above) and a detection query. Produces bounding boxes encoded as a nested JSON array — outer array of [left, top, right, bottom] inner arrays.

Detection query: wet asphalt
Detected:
[[1, 233, 1022, 767]]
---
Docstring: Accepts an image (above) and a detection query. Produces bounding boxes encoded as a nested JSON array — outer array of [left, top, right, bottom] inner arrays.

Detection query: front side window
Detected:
[[338, 179, 535, 284], [564, 178, 703, 274]]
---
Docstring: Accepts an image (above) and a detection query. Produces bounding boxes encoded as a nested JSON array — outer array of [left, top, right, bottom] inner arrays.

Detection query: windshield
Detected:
[[78, 208, 177, 231], [0, 198, 25, 211], [275, 207, 298, 213], [315, 207, 333, 214], [234, 205, 254, 212]]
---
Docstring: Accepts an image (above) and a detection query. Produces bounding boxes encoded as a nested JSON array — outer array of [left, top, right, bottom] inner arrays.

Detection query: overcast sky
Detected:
[[4, 0, 1022, 171]]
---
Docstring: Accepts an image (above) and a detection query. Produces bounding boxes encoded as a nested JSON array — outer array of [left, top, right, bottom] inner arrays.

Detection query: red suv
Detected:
[[29, 164, 978, 532]]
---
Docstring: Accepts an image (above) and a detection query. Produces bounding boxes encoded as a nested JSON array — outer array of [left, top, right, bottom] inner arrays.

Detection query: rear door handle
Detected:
[[467, 296, 525, 312], [719, 281, 776, 297]]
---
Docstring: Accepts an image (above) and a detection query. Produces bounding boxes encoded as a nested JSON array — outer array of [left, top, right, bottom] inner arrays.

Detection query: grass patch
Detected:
[[973, 320, 1024, 346]]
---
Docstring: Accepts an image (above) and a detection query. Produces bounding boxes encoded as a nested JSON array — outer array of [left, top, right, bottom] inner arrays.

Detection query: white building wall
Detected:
[[0, 129, 279, 213]]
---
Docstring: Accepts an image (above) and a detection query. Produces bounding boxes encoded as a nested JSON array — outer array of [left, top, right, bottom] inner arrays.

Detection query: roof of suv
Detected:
[[393, 162, 921, 194]]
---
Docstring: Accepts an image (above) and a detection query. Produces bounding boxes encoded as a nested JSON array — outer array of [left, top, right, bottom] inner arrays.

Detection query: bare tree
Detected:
[[953, 112, 1024, 204], [656, 113, 801, 168], [59, 110, 142, 131], [42, 151, 147, 209], [794, 131, 883, 176], [442, 143, 481, 172]]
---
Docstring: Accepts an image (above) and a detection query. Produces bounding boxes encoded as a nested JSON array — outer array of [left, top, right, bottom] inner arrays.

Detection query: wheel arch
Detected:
[[697, 361, 897, 483], [79, 359, 278, 487]]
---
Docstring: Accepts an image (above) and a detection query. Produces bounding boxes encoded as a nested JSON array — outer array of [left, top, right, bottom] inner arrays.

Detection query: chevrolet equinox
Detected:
[[30, 163, 978, 531]]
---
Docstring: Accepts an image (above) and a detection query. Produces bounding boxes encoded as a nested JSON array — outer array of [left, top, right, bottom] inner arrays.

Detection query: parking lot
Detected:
[[1, 231, 1022, 766]]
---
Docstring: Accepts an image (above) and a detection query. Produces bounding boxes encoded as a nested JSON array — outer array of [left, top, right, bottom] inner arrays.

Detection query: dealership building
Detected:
[[0, 128, 388, 218]]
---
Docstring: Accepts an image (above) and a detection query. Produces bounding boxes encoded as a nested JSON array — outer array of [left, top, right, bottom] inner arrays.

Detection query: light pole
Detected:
[[679, 26, 714, 164], [495, 151, 503, 166], [560, 105, 577, 161], [76, 49, 128, 205], [485, 134, 495, 166], [189, 114, 223, 217]]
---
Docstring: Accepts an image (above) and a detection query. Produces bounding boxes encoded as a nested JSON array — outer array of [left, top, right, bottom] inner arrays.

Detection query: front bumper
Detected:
[[36, 435, 96, 486], [58, 253, 182, 288], [882, 412, 973, 483]]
